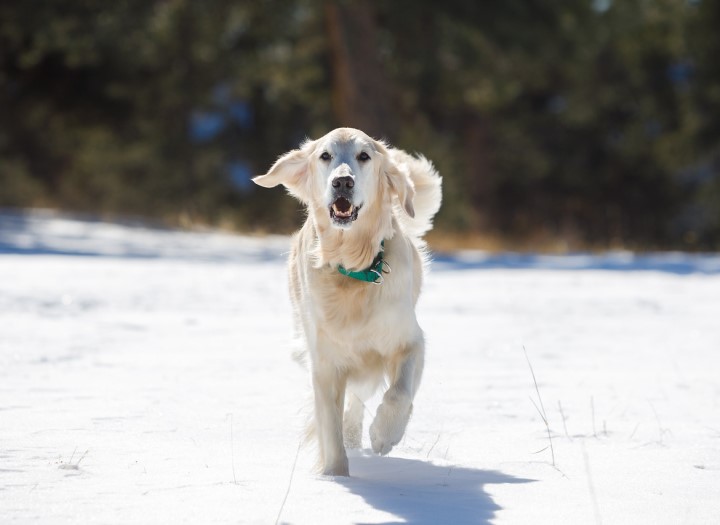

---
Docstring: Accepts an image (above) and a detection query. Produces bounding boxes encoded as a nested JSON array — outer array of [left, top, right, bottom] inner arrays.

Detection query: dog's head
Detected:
[[253, 128, 414, 230]]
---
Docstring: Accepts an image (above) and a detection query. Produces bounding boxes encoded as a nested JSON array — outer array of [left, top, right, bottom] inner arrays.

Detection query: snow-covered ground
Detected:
[[1, 210, 719, 524]]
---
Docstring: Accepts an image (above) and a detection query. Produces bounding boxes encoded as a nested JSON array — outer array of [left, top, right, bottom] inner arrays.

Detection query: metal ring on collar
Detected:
[[369, 269, 384, 285]]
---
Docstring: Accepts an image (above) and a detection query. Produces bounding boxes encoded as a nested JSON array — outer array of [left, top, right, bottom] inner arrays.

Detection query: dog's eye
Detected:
[[320, 151, 331, 161], [357, 152, 370, 162]]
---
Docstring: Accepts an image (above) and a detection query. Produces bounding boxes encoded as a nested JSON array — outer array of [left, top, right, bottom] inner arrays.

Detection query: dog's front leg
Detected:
[[370, 335, 425, 456], [312, 361, 349, 476]]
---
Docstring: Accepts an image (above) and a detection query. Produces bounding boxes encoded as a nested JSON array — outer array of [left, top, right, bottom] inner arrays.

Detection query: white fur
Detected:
[[253, 128, 442, 476]]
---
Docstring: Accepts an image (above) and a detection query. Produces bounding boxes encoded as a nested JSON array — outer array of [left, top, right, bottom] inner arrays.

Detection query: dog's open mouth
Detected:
[[329, 197, 360, 225]]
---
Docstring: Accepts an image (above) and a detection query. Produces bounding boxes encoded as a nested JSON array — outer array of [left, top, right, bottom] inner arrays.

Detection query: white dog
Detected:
[[253, 128, 442, 476]]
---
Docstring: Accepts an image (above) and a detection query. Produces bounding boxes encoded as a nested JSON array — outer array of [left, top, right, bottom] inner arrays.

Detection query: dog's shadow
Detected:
[[337, 451, 533, 525]]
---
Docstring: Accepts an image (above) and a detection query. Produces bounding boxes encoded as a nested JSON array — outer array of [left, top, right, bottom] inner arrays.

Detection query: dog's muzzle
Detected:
[[329, 176, 360, 226]]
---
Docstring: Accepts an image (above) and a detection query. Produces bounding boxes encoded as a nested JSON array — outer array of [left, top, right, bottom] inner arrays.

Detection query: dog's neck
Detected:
[[309, 200, 394, 272]]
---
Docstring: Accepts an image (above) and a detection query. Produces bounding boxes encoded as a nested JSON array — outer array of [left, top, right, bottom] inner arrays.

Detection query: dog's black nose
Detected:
[[332, 176, 354, 191]]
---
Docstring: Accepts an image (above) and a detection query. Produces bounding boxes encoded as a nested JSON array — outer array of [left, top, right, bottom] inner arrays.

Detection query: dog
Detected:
[[253, 128, 442, 476]]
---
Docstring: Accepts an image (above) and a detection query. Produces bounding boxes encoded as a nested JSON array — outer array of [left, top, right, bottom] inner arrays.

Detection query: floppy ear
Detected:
[[253, 141, 314, 201], [384, 156, 416, 218]]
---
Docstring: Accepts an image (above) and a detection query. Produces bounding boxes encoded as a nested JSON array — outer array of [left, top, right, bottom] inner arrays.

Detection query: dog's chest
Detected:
[[317, 274, 378, 328], [310, 271, 414, 353]]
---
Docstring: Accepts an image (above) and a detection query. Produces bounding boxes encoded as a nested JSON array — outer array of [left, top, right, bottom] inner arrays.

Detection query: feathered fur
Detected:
[[253, 128, 442, 476]]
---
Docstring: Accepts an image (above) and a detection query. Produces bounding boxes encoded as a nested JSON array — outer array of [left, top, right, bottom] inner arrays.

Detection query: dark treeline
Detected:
[[1, 0, 720, 249]]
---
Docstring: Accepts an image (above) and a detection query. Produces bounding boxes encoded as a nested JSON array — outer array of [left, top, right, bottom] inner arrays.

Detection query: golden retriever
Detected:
[[253, 127, 442, 476]]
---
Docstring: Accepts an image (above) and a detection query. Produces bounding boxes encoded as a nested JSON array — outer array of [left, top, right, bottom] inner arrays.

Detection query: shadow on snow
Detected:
[[0, 209, 286, 263], [432, 251, 720, 275], [3, 209, 718, 274], [335, 452, 532, 525]]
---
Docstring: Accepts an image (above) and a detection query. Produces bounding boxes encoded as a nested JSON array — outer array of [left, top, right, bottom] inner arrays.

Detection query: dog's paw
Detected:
[[343, 421, 362, 450], [369, 398, 412, 456], [322, 456, 349, 477]]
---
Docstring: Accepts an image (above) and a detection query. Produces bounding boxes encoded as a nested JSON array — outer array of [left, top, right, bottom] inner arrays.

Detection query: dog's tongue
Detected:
[[334, 197, 352, 213]]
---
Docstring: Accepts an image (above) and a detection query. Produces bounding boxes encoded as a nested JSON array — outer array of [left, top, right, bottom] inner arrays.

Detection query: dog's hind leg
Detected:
[[370, 334, 425, 456], [343, 392, 364, 449], [312, 361, 349, 476]]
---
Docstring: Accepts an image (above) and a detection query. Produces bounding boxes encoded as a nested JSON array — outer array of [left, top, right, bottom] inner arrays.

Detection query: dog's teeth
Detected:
[[331, 202, 355, 219]]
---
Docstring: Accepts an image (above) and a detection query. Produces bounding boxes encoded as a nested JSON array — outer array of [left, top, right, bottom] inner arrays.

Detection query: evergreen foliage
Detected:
[[1, 0, 718, 248]]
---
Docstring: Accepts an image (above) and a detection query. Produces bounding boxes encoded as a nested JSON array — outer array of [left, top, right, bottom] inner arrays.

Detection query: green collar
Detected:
[[337, 241, 390, 284]]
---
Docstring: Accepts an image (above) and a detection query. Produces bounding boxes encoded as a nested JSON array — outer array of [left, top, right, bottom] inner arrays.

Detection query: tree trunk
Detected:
[[464, 113, 493, 229], [324, 1, 395, 140]]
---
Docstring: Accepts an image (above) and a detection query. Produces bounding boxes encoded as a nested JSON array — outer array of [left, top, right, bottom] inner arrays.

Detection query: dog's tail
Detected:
[[389, 149, 443, 240]]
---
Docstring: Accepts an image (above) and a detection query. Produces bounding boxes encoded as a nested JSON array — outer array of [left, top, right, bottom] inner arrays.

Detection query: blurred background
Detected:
[[1, 0, 719, 251]]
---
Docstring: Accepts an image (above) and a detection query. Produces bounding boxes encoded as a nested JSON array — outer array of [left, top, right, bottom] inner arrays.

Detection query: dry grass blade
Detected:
[[229, 414, 238, 485], [581, 441, 603, 525], [58, 448, 88, 470], [523, 346, 555, 467], [274, 441, 301, 525], [558, 400, 571, 440]]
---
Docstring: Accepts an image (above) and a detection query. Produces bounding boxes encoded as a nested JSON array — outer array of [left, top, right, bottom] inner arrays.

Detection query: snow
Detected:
[[1, 210, 719, 524]]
